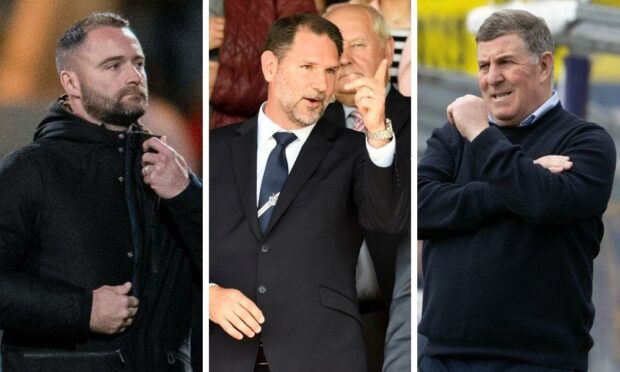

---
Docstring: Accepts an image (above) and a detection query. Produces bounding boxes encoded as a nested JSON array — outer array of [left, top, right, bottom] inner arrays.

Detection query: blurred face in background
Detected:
[[326, 6, 393, 107]]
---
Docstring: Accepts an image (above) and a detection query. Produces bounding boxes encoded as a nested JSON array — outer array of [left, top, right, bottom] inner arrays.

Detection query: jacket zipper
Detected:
[[22, 348, 124, 363]]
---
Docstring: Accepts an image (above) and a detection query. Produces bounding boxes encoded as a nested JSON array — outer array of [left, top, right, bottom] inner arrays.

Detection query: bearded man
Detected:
[[0, 12, 201, 372], [209, 13, 407, 372]]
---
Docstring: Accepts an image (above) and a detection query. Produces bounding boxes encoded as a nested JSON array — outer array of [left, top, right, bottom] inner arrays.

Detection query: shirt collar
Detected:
[[488, 90, 559, 127], [257, 102, 315, 146]]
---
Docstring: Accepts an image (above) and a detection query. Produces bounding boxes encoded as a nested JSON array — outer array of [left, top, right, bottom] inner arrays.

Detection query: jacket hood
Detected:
[[34, 95, 146, 143]]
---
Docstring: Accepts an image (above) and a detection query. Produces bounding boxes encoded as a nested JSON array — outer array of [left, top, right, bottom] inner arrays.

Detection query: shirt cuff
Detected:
[[365, 134, 396, 167]]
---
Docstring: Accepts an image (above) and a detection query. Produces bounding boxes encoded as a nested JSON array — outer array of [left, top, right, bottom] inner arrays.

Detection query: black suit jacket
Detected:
[[323, 87, 411, 305], [209, 116, 407, 372]]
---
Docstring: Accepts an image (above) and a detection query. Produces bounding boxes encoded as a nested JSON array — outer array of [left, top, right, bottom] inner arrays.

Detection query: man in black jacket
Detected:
[[0, 12, 201, 372], [418, 10, 615, 371], [209, 13, 406, 372], [323, 5, 411, 372]]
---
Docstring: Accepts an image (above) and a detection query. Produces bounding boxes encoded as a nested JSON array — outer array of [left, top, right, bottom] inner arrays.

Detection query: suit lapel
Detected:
[[231, 118, 262, 241], [323, 101, 347, 128], [263, 119, 336, 236]]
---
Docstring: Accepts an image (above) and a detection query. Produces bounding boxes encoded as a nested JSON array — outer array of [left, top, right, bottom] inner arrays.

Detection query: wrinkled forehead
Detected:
[[81, 26, 143, 56], [477, 33, 529, 60], [282, 29, 339, 65]]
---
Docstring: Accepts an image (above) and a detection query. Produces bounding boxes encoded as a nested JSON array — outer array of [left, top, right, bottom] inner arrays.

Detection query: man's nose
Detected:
[[126, 65, 144, 85], [487, 64, 504, 85], [312, 71, 327, 92]]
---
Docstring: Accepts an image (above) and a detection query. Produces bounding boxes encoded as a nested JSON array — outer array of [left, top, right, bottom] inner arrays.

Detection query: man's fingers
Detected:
[[141, 152, 164, 167], [220, 320, 244, 340], [227, 310, 257, 338], [238, 298, 265, 324], [446, 105, 455, 125], [533, 155, 572, 173], [374, 59, 388, 86], [142, 137, 172, 156], [343, 76, 376, 92], [233, 306, 262, 334], [113, 282, 132, 295], [127, 296, 139, 308]]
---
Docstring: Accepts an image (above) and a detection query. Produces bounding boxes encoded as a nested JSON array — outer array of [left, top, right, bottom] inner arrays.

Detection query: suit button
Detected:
[[258, 286, 267, 294], [260, 244, 269, 253]]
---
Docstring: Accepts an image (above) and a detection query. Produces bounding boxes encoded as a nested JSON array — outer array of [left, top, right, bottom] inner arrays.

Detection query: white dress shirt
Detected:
[[256, 102, 396, 204]]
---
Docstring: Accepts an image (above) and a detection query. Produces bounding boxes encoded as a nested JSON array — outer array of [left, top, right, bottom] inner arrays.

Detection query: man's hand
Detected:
[[209, 284, 264, 340], [141, 137, 190, 199], [209, 16, 225, 50], [446, 95, 489, 142], [209, 61, 219, 99], [344, 59, 390, 148], [90, 282, 139, 334], [534, 155, 573, 174]]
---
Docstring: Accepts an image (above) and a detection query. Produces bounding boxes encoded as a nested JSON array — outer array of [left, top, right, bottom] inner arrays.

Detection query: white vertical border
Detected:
[[203, 0, 210, 370], [411, 1, 419, 370]]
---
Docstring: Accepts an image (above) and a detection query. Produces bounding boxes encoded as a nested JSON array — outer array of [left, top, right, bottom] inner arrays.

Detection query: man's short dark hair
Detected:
[[264, 13, 343, 59], [55, 12, 130, 73], [476, 9, 554, 57]]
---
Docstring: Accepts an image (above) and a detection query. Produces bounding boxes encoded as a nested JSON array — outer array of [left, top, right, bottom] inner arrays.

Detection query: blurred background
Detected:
[[0, 1, 202, 368], [418, 0, 620, 371], [0, 0, 202, 175]]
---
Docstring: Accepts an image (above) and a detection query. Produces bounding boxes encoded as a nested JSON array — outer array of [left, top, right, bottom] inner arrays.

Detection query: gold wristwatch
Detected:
[[366, 118, 394, 140]]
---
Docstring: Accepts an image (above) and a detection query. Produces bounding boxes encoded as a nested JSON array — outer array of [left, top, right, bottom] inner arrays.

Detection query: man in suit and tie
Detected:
[[323, 5, 411, 372], [209, 13, 407, 372]]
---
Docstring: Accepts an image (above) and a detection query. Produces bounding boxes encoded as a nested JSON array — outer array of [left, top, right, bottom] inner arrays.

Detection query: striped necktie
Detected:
[[257, 132, 297, 233], [349, 110, 366, 132]]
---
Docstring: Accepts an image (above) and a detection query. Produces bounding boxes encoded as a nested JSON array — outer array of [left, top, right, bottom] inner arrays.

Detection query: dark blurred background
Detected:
[[0, 0, 202, 175]]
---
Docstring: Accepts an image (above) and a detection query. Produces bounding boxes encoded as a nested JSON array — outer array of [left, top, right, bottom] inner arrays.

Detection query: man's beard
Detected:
[[81, 83, 149, 127], [275, 73, 327, 127]]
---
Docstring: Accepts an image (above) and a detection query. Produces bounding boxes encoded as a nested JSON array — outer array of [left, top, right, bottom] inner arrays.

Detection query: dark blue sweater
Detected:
[[418, 104, 616, 370]]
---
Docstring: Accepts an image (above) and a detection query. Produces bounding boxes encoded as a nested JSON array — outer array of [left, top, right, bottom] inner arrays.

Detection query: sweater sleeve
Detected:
[[163, 173, 203, 274], [469, 124, 616, 225], [0, 151, 92, 337], [418, 123, 507, 240]]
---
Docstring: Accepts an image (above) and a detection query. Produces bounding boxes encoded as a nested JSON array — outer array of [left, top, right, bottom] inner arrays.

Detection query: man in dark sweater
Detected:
[[418, 9, 616, 372]]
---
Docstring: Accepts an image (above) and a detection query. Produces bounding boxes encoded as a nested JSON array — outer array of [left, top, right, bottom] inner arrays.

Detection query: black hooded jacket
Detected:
[[0, 97, 202, 372]]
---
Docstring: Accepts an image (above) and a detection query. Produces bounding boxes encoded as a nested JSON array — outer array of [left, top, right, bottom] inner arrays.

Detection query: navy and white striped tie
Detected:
[[257, 132, 297, 233]]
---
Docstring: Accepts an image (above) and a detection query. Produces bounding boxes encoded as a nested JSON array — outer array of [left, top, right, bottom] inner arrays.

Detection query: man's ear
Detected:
[[261, 51, 278, 83], [385, 36, 396, 68], [539, 52, 554, 84], [60, 70, 80, 97]]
